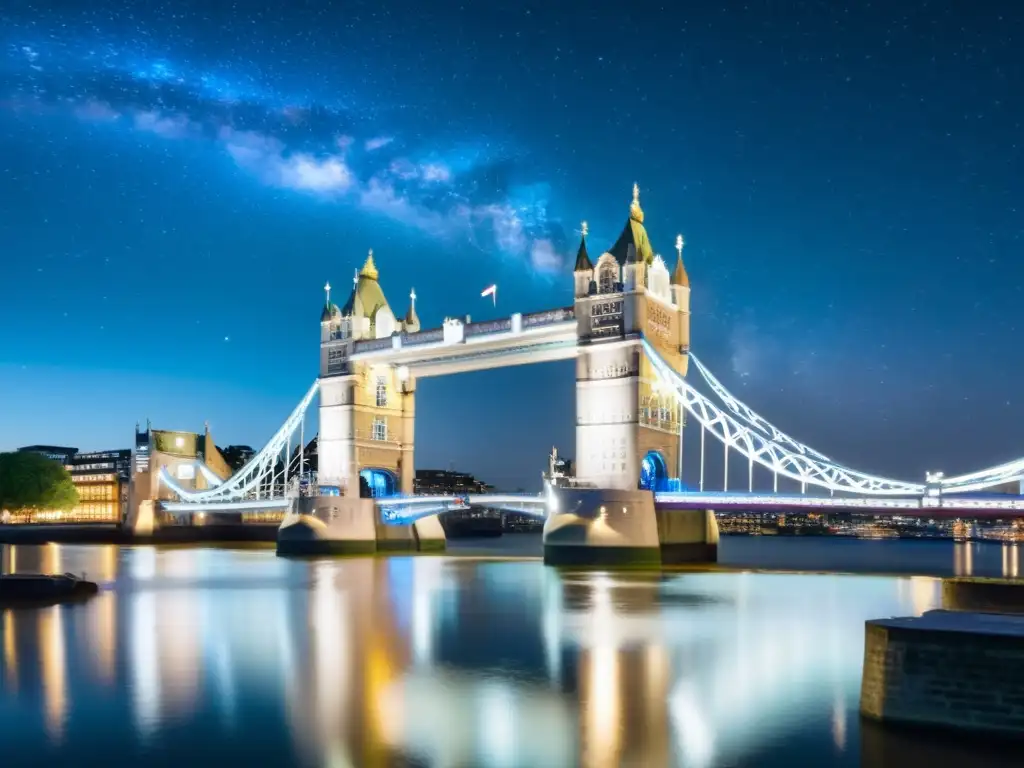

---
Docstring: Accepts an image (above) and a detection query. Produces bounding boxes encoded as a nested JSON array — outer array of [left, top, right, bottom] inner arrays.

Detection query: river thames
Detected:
[[1, 536, 1020, 766]]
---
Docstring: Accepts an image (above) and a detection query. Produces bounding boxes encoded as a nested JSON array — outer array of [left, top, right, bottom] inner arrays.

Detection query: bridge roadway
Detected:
[[161, 490, 1024, 520], [337, 308, 578, 378]]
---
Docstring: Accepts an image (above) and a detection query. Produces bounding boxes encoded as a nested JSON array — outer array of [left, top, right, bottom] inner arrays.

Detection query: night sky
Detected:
[[1, 1, 1022, 491]]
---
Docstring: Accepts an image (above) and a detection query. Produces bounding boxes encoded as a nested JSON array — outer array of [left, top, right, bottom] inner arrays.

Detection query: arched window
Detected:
[[598, 260, 618, 293], [639, 451, 669, 491]]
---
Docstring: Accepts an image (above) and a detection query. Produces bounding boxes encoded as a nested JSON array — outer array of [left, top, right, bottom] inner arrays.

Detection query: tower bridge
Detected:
[[139, 185, 1024, 564]]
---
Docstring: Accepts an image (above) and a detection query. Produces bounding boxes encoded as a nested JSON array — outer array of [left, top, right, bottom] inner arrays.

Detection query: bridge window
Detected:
[[372, 418, 388, 441], [375, 375, 388, 407], [598, 261, 618, 294]]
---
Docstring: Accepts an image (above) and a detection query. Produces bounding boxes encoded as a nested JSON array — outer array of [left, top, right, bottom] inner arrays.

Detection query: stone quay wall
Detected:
[[861, 610, 1024, 736]]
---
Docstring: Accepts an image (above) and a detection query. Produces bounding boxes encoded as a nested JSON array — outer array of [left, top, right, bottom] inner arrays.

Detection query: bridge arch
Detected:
[[639, 450, 669, 492], [360, 467, 398, 498]]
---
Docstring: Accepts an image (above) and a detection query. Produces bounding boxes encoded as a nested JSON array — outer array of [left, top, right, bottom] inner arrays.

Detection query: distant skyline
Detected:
[[2, 2, 1023, 490]]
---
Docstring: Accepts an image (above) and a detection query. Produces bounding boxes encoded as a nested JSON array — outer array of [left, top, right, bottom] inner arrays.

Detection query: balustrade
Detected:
[[522, 306, 574, 328], [352, 336, 394, 353], [465, 318, 513, 337], [403, 327, 444, 346]]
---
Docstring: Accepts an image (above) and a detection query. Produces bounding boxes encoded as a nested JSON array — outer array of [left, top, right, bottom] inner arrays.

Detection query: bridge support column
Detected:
[[124, 500, 156, 537], [656, 508, 719, 564], [543, 488, 661, 566], [413, 515, 446, 552], [277, 496, 377, 556], [374, 518, 418, 552], [542, 488, 718, 566]]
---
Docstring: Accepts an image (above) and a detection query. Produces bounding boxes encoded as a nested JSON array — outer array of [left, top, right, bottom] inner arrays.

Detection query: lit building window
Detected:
[[375, 376, 388, 407], [372, 418, 388, 441], [598, 261, 618, 293]]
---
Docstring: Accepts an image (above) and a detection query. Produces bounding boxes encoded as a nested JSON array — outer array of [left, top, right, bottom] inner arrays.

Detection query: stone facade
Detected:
[[861, 610, 1024, 735]]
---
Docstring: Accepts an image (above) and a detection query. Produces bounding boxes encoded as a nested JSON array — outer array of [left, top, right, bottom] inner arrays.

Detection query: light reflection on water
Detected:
[[0, 541, 1020, 766]]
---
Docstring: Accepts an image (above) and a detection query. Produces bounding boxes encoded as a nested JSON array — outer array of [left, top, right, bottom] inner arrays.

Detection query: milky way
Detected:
[[3, 30, 568, 274]]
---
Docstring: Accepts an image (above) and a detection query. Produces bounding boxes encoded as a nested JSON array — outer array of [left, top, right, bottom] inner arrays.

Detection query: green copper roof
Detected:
[[607, 218, 655, 266]]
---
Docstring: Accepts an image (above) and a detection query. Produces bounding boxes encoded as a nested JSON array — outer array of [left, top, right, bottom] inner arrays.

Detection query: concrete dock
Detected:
[[861, 609, 1024, 736]]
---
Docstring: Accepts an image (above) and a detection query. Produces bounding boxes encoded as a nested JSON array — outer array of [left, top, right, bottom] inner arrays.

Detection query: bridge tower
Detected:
[[545, 185, 717, 566], [572, 185, 689, 491], [317, 250, 418, 499], [279, 250, 444, 555]]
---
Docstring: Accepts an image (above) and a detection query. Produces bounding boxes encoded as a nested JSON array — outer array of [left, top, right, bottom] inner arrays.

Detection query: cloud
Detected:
[[364, 136, 393, 151], [359, 176, 469, 237], [479, 203, 527, 253], [420, 163, 451, 183], [133, 110, 197, 139], [529, 239, 563, 273], [280, 154, 353, 193], [220, 127, 353, 194], [74, 100, 120, 123], [386, 159, 452, 184], [388, 158, 419, 180]]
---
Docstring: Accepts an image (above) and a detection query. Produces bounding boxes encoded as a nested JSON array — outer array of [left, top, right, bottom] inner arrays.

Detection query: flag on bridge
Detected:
[[481, 284, 497, 306]]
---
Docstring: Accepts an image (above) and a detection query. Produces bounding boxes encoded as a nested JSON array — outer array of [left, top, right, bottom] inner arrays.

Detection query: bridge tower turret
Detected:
[[573, 222, 594, 298]]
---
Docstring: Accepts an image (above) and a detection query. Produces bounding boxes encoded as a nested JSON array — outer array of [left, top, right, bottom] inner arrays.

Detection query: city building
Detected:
[[17, 445, 78, 464], [16, 445, 131, 522], [414, 469, 493, 496], [67, 449, 132, 521], [413, 469, 503, 536]]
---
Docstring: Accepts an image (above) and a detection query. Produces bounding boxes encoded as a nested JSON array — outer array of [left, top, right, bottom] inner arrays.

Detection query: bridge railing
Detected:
[[465, 318, 513, 337], [352, 337, 394, 354], [522, 307, 574, 329], [404, 328, 445, 346]]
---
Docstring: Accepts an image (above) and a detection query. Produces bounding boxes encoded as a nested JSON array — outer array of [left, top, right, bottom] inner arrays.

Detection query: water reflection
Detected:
[[0, 542, 1016, 766], [1002, 543, 1020, 578]]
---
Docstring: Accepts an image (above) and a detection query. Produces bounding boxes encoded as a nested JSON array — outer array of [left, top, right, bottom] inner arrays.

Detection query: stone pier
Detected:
[[861, 609, 1024, 736], [542, 488, 718, 567], [277, 497, 446, 556]]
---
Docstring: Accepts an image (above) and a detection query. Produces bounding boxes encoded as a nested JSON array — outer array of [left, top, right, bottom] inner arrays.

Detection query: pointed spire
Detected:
[[672, 233, 689, 286], [320, 280, 336, 322], [405, 287, 420, 328], [573, 219, 593, 271], [359, 248, 379, 280], [630, 182, 644, 224]]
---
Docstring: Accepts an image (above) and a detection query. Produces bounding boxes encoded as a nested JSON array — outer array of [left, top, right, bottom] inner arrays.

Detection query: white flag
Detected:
[[481, 284, 497, 305]]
